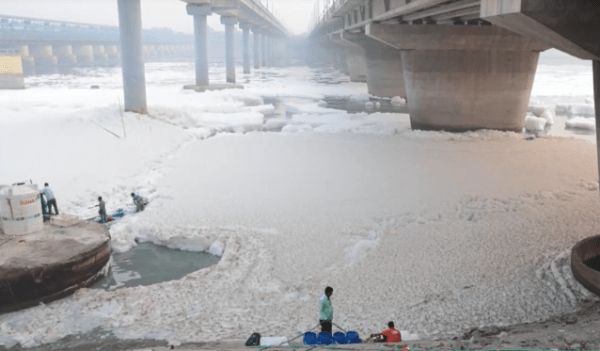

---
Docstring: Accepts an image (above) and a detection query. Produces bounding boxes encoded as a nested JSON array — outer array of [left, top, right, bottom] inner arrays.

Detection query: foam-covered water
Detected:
[[0, 55, 598, 350]]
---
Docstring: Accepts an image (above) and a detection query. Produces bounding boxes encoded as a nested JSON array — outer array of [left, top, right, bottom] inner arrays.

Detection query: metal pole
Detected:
[[117, 0, 147, 114]]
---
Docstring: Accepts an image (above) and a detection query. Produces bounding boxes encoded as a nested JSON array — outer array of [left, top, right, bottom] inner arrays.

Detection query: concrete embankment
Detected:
[[0, 221, 111, 314]]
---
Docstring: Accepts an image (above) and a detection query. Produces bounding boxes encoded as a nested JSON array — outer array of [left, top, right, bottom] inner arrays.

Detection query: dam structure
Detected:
[[310, 0, 599, 133]]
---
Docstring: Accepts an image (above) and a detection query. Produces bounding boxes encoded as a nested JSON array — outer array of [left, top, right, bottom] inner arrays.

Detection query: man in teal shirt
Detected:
[[319, 286, 334, 333]]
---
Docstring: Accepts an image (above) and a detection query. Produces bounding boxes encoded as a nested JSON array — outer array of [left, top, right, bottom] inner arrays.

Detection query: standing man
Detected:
[[319, 286, 334, 333], [97, 196, 107, 223], [43, 183, 59, 215]]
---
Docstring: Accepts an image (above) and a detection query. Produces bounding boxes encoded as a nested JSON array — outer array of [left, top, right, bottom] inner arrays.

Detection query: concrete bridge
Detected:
[[310, 0, 600, 132], [0, 0, 288, 114], [0, 14, 194, 75], [116, 0, 288, 114]]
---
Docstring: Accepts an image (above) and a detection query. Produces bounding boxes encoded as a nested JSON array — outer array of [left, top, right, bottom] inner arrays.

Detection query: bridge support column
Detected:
[[240, 22, 251, 74], [268, 38, 273, 63], [341, 31, 403, 98], [117, 0, 147, 114], [261, 33, 267, 67], [221, 16, 238, 84], [74, 45, 94, 67], [366, 24, 549, 132], [93, 45, 108, 66], [30, 45, 58, 75], [106, 45, 120, 66], [18, 45, 35, 76], [187, 3, 211, 87], [253, 28, 261, 69], [53, 45, 77, 74], [330, 34, 367, 82]]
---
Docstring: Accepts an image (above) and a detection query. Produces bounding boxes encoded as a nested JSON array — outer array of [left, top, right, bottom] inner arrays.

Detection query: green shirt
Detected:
[[319, 294, 333, 320]]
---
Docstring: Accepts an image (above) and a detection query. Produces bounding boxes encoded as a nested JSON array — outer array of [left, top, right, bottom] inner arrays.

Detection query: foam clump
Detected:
[[567, 103, 595, 118], [391, 96, 406, 106], [528, 100, 554, 125], [565, 117, 595, 130], [208, 240, 225, 257], [524, 113, 547, 131], [317, 100, 328, 107], [365, 101, 374, 109]]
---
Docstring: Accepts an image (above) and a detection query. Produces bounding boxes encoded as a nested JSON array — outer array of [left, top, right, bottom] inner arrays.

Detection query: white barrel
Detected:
[[0, 184, 43, 236]]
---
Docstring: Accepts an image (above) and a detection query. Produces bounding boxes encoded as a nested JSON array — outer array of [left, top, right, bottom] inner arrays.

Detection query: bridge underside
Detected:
[[311, 0, 599, 133]]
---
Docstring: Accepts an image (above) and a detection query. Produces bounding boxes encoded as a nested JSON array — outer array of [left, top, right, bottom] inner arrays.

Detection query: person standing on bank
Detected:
[[319, 286, 334, 333], [97, 196, 107, 223], [43, 183, 59, 215]]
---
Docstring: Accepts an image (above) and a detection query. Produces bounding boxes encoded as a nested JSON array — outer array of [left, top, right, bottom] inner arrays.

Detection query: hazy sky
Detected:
[[1, 0, 316, 35]]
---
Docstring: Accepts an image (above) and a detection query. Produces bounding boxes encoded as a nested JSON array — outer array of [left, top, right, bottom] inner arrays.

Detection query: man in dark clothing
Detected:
[[97, 196, 107, 223], [319, 286, 334, 333], [43, 183, 59, 215]]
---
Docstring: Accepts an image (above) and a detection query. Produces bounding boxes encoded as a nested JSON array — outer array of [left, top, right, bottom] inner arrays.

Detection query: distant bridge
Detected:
[[0, 14, 192, 45], [0, 14, 194, 75]]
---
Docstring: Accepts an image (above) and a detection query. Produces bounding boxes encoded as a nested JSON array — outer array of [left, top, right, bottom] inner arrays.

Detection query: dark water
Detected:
[[91, 242, 220, 291]]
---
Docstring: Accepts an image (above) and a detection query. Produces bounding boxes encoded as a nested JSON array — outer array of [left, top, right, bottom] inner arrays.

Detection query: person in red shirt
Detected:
[[365, 321, 402, 343]]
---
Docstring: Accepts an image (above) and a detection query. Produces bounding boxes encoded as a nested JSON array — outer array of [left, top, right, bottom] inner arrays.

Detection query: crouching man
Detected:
[[131, 192, 147, 213], [364, 321, 401, 343]]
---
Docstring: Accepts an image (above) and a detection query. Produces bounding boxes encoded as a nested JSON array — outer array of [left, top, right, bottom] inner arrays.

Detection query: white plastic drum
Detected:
[[0, 184, 43, 236]]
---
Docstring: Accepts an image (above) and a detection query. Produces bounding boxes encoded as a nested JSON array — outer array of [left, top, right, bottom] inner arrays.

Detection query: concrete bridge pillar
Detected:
[[366, 24, 549, 132], [333, 45, 349, 75], [93, 45, 108, 65], [220, 16, 238, 84], [341, 31, 404, 98], [29, 45, 58, 75], [106, 45, 120, 66], [252, 28, 261, 69], [18, 45, 36, 76], [261, 33, 267, 67], [240, 22, 251, 74], [266, 36, 271, 66], [117, 0, 147, 114], [53, 45, 77, 74], [187, 3, 212, 87], [74, 45, 94, 67], [330, 34, 367, 82]]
